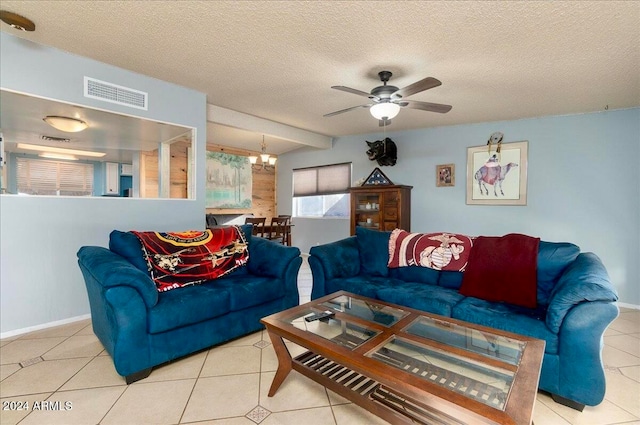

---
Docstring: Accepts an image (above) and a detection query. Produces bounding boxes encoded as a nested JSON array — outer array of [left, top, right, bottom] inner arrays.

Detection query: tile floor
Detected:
[[1, 256, 639, 424]]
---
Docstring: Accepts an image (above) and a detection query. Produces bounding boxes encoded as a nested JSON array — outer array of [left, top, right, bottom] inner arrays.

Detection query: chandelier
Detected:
[[249, 136, 277, 170]]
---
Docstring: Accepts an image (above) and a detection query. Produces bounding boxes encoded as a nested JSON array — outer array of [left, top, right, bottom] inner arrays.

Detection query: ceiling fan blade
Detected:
[[323, 104, 372, 117], [331, 86, 377, 99], [379, 119, 392, 127], [399, 100, 452, 114], [393, 77, 442, 99]]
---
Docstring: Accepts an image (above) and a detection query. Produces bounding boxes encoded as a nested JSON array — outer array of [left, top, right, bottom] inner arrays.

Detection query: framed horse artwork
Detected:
[[466, 140, 528, 205]]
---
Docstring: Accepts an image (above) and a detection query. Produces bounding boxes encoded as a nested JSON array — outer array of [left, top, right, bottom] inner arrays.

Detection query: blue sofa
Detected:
[[77, 225, 302, 383], [309, 227, 619, 410]]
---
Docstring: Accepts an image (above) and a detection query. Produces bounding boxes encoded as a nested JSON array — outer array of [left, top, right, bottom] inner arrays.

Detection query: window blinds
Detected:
[[292, 162, 351, 197], [17, 158, 94, 196]]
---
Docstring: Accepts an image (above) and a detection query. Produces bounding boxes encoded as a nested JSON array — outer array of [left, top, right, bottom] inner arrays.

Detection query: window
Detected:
[[17, 158, 94, 196], [292, 163, 351, 217]]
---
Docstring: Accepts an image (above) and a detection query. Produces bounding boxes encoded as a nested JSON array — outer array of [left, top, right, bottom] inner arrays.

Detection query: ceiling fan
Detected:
[[324, 71, 452, 126]]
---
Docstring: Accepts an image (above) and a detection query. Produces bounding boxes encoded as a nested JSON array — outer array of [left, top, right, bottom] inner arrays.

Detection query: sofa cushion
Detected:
[[536, 241, 580, 306], [325, 276, 403, 299], [213, 275, 285, 311], [452, 297, 558, 354], [377, 283, 464, 317], [389, 266, 439, 285], [356, 227, 391, 277], [109, 230, 149, 273], [148, 283, 230, 334]]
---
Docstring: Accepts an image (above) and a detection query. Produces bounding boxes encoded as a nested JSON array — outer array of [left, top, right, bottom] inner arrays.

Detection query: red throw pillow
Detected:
[[459, 234, 540, 308], [388, 229, 473, 271]]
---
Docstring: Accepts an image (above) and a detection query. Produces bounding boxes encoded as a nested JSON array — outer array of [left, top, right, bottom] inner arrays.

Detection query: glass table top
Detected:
[[285, 309, 380, 350], [405, 316, 526, 366], [321, 294, 410, 327], [368, 336, 515, 411]]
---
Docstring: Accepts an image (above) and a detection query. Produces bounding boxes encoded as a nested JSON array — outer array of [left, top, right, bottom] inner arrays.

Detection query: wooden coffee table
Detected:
[[261, 291, 544, 425]]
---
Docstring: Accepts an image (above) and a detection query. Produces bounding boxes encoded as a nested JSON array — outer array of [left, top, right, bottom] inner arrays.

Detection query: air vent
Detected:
[[84, 77, 148, 110], [41, 135, 71, 143]]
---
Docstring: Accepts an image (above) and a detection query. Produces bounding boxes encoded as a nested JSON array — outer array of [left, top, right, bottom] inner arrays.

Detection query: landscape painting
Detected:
[[206, 152, 252, 209]]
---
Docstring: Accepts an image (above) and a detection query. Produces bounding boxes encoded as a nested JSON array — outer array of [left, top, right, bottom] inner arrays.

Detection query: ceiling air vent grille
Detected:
[[84, 77, 148, 110]]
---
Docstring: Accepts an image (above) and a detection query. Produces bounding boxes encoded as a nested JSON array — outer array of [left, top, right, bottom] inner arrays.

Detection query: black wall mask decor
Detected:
[[365, 137, 397, 166]]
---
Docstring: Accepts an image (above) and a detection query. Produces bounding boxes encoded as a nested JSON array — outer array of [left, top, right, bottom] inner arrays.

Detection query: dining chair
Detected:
[[268, 216, 289, 245], [278, 215, 292, 246], [205, 214, 218, 228], [245, 217, 267, 238]]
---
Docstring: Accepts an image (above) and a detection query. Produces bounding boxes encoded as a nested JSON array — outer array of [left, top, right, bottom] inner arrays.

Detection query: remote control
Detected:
[[304, 310, 335, 322]]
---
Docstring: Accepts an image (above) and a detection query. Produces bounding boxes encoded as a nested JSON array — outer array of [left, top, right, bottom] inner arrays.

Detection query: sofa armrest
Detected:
[[77, 246, 158, 308], [546, 253, 618, 333], [247, 237, 301, 278], [309, 236, 360, 299], [557, 300, 619, 405]]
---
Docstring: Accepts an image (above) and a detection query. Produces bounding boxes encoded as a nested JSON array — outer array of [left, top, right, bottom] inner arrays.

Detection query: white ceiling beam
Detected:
[[207, 104, 332, 150]]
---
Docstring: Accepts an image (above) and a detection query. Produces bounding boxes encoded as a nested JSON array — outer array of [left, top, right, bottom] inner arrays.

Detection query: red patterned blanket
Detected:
[[388, 229, 474, 271], [132, 226, 248, 292]]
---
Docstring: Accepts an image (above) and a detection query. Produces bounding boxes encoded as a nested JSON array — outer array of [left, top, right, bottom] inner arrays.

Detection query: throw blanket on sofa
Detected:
[[388, 229, 474, 271], [459, 233, 540, 308], [132, 226, 248, 292]]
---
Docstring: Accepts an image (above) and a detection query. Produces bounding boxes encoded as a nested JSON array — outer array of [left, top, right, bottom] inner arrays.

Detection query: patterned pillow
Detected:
[[388, 229, 473, 271]]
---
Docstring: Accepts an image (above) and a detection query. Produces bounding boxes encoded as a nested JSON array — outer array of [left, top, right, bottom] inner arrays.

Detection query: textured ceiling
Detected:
[[1, 1, 638, 147]]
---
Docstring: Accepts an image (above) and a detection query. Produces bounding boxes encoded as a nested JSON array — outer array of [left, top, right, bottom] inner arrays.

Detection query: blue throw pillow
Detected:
[[438, 270, 464, 289], [356, 227, 391, 277], [389, 266, 440, 285], [109, 230, 149, 273]]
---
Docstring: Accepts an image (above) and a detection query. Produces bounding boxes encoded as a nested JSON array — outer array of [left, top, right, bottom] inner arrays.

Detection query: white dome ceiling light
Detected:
[[43, 116, 89, 133]]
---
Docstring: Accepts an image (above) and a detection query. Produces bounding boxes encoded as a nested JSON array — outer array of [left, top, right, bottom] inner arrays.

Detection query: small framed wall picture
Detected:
[[436, 164, 455, 187]]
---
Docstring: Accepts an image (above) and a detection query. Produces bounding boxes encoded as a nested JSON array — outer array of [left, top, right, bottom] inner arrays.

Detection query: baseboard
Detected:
[[0, 314, 91, 340], [617, 302, 640, 311]]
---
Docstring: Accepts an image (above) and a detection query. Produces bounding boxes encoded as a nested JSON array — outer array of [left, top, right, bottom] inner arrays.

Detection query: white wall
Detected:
[[277, 108, 640, 306], [0, 33, 207, 334]]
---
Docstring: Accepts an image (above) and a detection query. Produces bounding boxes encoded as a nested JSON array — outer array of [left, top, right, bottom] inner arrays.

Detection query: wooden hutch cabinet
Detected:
[[349, 185, 412, 235]]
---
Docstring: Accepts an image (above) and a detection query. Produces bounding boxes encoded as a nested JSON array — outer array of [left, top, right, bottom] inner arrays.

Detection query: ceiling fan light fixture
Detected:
[[370, 102, 400, 120], [43, 116, 88, 133], [0, 10, 35, 31]]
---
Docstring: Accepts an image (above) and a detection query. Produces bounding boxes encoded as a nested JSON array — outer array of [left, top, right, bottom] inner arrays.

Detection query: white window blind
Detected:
[[17, 158, 94, 196], [293, 163, 351, 197]]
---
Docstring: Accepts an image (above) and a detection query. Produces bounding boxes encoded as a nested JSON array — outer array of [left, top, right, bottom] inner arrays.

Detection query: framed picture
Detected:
[[466, 140, 528, 205], [436, 164, 455, 187], [206, 151, 252, 209]]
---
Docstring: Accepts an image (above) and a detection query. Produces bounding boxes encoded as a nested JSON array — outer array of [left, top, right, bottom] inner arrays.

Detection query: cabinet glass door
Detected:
[[354, 193, 380, 230]]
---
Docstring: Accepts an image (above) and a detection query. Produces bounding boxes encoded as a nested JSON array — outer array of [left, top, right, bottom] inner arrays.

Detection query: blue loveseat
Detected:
[[309, 227, 619, 410], [77, 225, 302, 383]]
